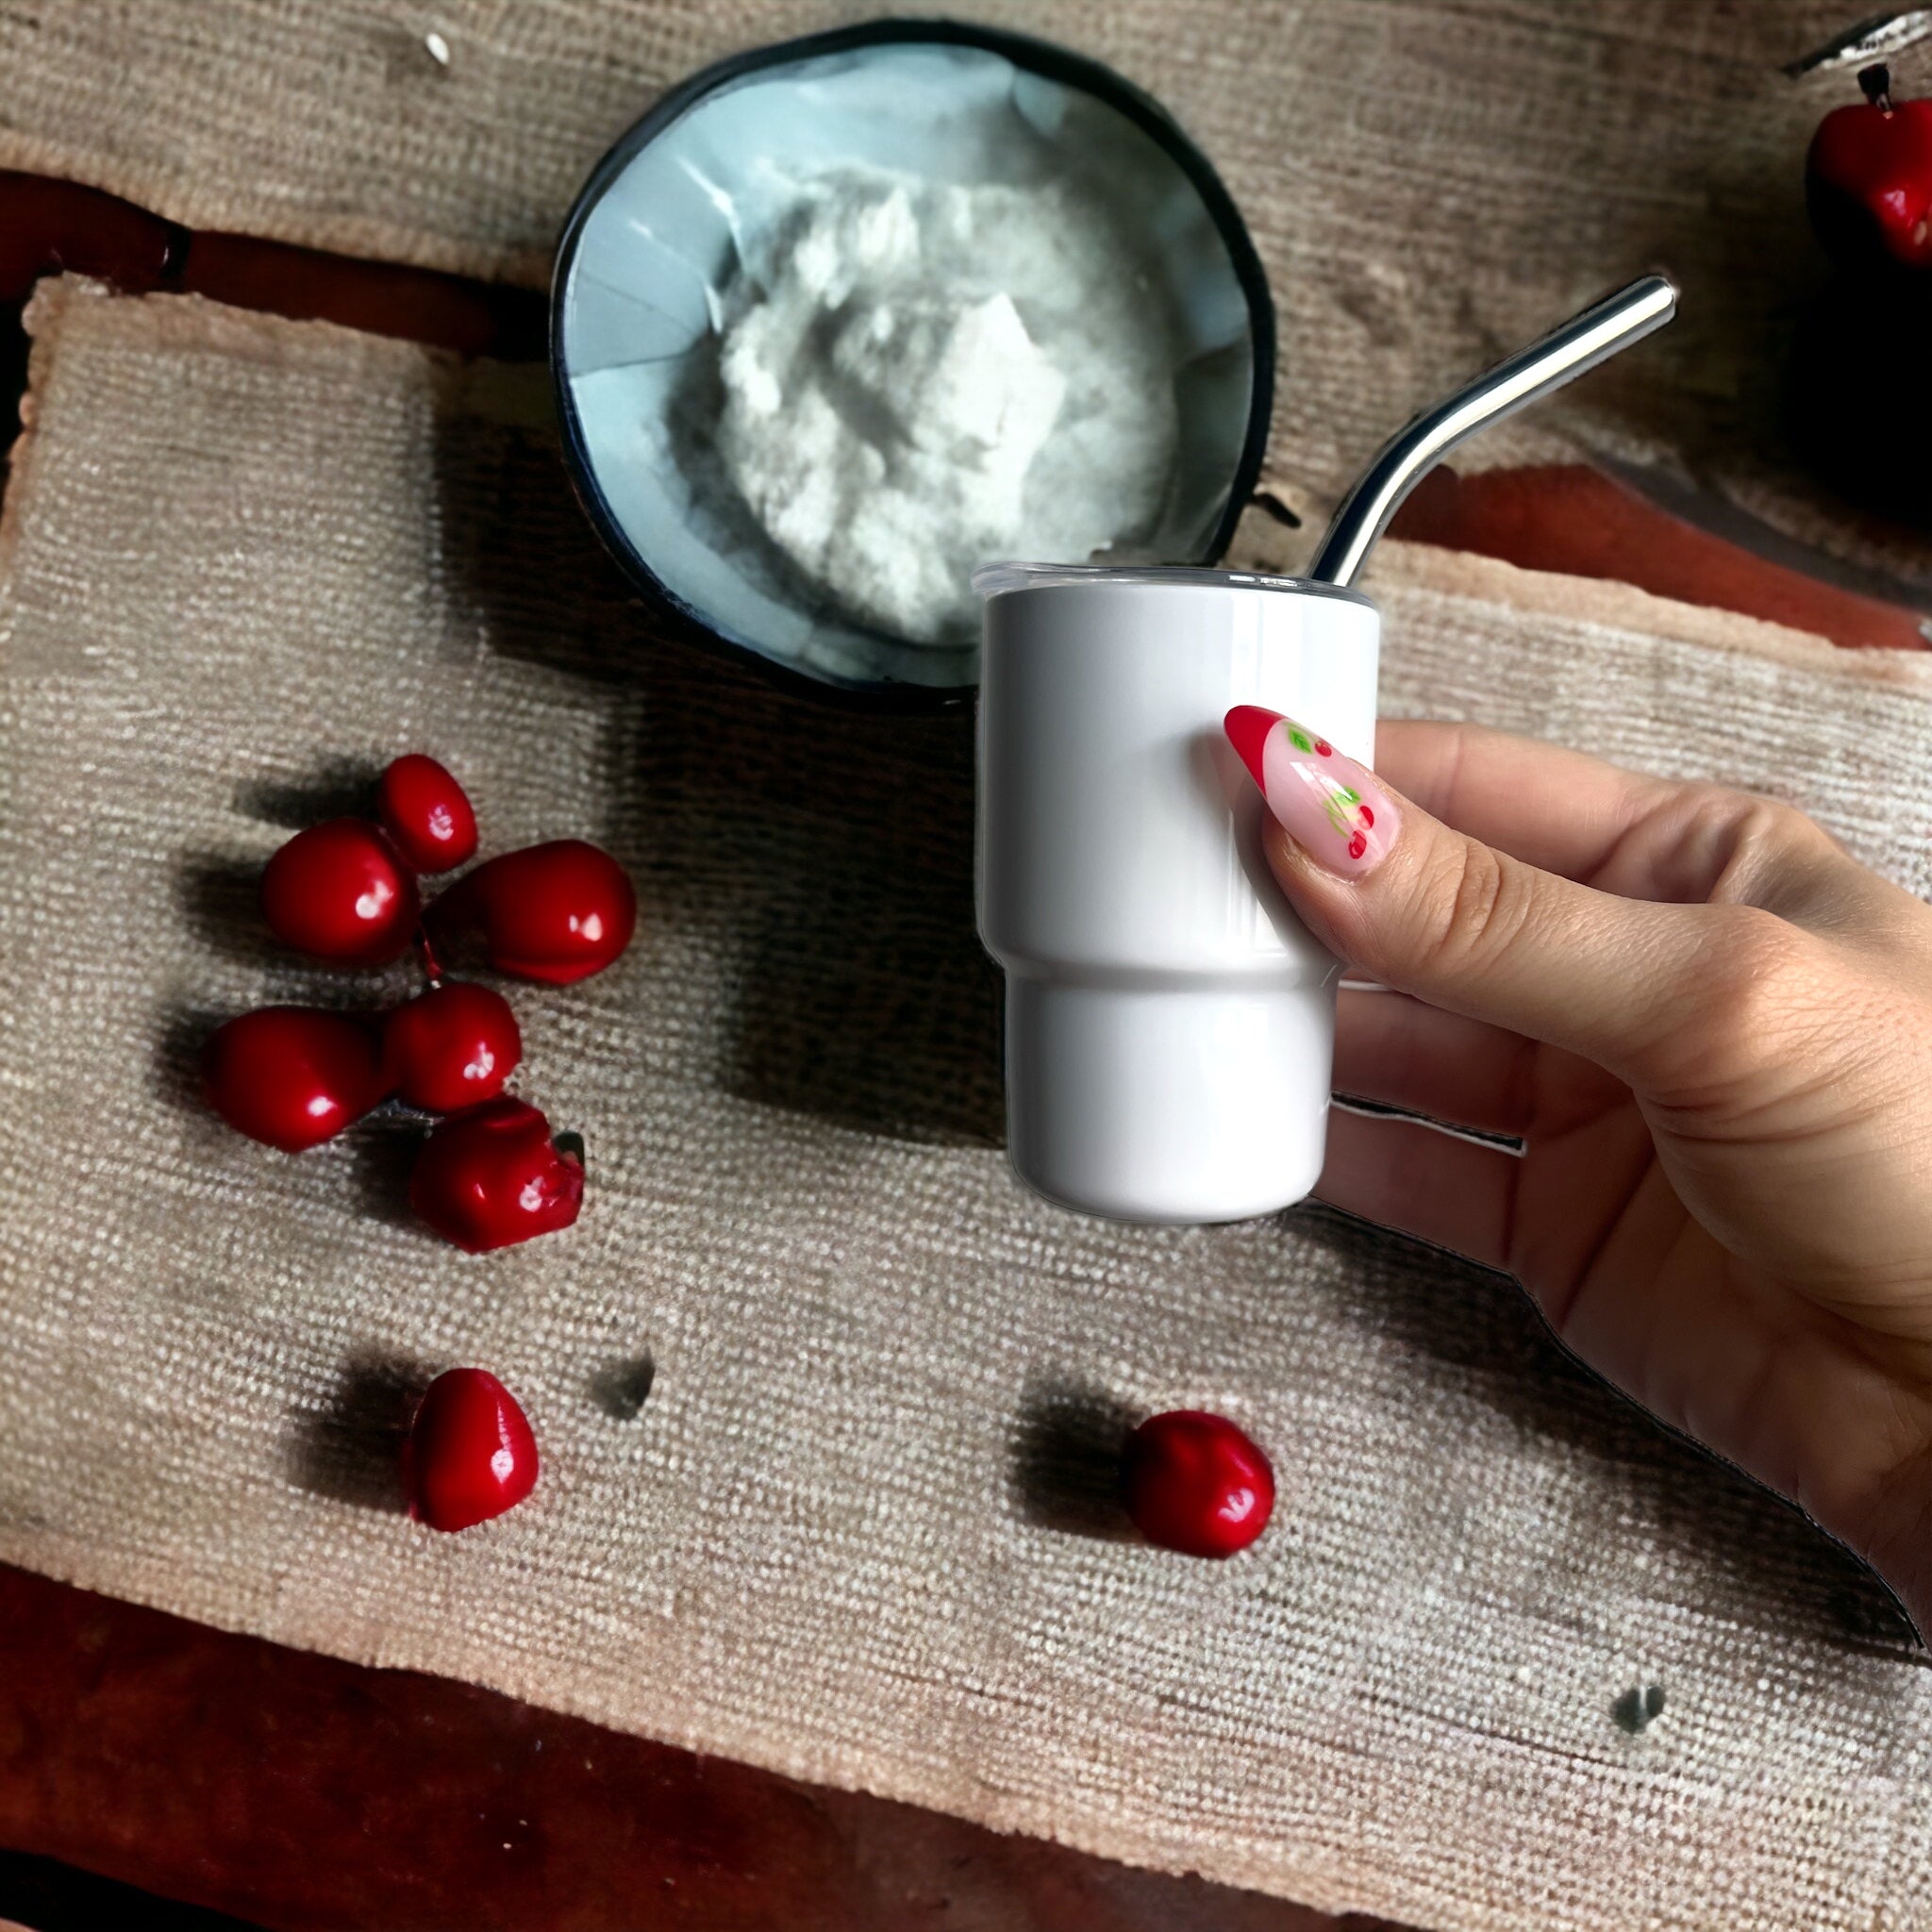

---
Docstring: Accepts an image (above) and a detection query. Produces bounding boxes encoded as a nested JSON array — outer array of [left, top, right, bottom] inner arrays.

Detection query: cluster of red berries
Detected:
[[202, 763, 1276, 1545], [202, 754, 636, 1253]]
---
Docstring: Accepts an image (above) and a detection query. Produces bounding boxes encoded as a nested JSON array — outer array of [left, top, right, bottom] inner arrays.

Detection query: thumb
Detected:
[[1225, 707, 1724, 1080]]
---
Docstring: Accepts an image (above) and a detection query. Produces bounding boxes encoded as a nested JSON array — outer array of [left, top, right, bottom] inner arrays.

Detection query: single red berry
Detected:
[[399, 1367, 539, 1532], [1807, 63, 1932, 274], [261, 819, 420, 967], [378, 755, 478, 874], [1314, 739, 1334, 757], [1358, 805, 1374, 828], [1123, 1410, 1275, 1558], [1347, 831, 1368, 859], [202, 1006, 388, 1151], [382, 981, 522, 1112], [427, 840, 637, 985], [409, 1097, 584, 1252]]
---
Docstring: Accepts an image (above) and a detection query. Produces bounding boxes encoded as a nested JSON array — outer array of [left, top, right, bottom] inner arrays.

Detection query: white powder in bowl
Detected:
[[714, 167, 1180, 645]]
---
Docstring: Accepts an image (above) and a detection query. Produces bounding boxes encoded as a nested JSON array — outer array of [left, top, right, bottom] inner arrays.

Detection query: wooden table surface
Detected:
[[0, 171, 1921, 1932]]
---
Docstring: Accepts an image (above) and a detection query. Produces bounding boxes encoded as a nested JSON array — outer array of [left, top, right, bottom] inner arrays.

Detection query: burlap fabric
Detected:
[[5, 275, 1931, 1928], [1, 0, 1926, 592]]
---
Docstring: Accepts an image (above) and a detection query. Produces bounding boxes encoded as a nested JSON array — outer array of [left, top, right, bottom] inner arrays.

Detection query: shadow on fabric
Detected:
[[1292, 1205, 1921, 1654], [425, 372, 1003, 1148]]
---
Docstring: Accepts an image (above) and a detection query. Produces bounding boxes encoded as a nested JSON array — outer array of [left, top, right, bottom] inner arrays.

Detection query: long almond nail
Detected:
[[1224, 707, 1399, 877]]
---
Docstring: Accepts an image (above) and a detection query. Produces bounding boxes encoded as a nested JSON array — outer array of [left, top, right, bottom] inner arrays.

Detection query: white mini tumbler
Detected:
[[974, 563, 1380, 1224], [969, 279, 1681, 1224]]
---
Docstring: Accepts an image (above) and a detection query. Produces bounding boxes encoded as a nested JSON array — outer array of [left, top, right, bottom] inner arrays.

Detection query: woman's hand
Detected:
[[1225, 708, 1932, 1630]]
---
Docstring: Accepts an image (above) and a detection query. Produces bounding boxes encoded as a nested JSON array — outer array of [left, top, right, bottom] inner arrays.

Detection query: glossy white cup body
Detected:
[[974, 566, 1380, 1223]]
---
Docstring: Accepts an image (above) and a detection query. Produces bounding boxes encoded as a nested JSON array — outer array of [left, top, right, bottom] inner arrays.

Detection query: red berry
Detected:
[[382, 981, 522, 1112], [428, 840, 636, 985], [378, 755, 478, 874], [202, 1007, 387, 1151], [261, 819, 420, 967], [409, 1097, 583, 1252], [400, 1367, 538, 1532], [1807, 64, 1932, 274], [1123, 1410, 1275, 1558]]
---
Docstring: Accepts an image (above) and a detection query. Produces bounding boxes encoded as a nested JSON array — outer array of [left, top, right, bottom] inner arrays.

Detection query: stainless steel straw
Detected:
[[1307, 273, 1678, 589]]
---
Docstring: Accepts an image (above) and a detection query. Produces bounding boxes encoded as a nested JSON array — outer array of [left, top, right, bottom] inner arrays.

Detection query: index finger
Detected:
[[1374, 720, 1668, 883]]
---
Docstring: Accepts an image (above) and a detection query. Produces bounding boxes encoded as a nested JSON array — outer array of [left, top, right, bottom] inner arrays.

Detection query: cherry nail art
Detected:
[[1224, 706, 1397, 877]]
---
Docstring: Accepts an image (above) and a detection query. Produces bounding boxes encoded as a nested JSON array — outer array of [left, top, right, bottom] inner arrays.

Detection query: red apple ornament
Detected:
[[378, 754, 478, 874], [1123, 1410, 1275, 1558], [201, 1006, 388, 1152], [409, 1097, 583, 1252], [400, 1367, 539, 1531], [428, 840, 636, 985], [1807, 63, 1932, 275], [261, 818, 420, 967]]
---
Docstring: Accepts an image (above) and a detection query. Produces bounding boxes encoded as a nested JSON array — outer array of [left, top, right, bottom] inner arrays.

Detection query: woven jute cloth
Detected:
[[5, 275, 1932, 1929], [0, 0, 1926, 593]]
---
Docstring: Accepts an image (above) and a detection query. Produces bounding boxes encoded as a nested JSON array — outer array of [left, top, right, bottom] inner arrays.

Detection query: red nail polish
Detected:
[[1224, 708, 1397, 877]]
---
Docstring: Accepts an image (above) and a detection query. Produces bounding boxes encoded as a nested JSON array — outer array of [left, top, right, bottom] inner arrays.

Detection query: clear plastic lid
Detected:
[[971, 561, 1375, 606]]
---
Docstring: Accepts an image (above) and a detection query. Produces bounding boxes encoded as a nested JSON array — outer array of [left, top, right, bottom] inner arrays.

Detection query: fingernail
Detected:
[[1224, 706, 1398, 877]]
